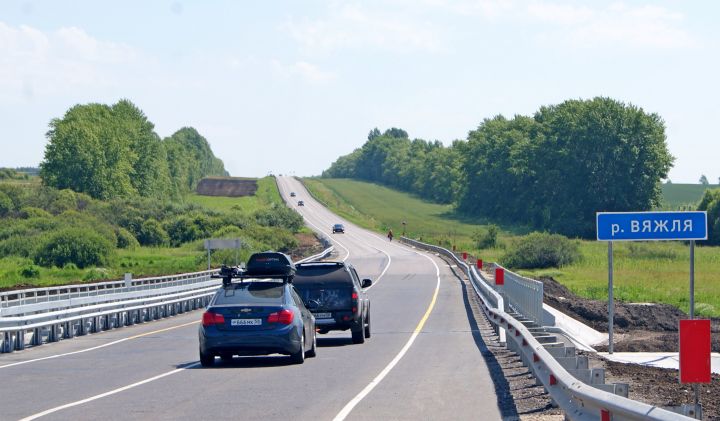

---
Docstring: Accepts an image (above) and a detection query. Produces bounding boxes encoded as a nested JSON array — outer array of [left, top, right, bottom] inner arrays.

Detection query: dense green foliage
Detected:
[[323, 128, 462, 204], [0, 177, 304, 285], [324, 98, 673, 238], [698, 188, 720, 245], [0, 168, 30, 180], [503, 232, 580, 269], [40, 100, 227, 200]]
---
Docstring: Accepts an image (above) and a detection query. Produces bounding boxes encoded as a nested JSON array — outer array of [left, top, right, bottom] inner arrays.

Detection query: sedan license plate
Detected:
[[231, 318, 261, 326], [313, 312, 333, 319]]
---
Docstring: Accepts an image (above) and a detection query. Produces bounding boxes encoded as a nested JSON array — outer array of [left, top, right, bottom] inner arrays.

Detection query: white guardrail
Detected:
[[0, 246, 334, 353], [400, 237, 691, 421]]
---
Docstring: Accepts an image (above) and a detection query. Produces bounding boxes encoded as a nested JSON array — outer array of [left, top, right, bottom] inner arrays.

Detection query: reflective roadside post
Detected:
[[402, 220, 407, 236]]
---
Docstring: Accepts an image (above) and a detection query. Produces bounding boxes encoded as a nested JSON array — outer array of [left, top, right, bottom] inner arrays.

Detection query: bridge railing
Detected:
[[0, 246, 334, 353], [400, 236, 690, 421]]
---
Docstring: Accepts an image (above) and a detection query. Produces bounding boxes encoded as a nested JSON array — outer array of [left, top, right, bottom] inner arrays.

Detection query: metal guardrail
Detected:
[[487, 262, 544, 326], [0, 246, 334, 353], [400, 237, 691, 421]]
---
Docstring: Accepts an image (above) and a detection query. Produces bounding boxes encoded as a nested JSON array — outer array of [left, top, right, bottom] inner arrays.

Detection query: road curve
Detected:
[[0, 176, 503, 421]]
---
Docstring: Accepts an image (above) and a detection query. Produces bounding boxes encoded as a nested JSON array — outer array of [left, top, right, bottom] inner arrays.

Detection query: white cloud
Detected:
[[271, 60, 336, 84], [283, 4, 444, 54], [0, 22, 139, 101]]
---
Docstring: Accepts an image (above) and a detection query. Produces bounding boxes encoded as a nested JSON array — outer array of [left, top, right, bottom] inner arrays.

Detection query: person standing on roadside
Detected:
[[387, 229, 394, 241]]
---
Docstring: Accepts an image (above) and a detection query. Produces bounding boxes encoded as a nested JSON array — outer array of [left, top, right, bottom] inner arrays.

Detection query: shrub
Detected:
[[502, 232, 580, 269], [698, 188, 720, 246], [83, 267, 110, 281], [164, 215, 202, 246], [0, 191, 12, 216], [19, 206, 52, 219], [34, 227, 114, 268], [473, 224, 499, 249], [137, 219, 169, 247], [254, 205, 304, 231], [116, 227, 139, 249], [0, 235, 42, 258], [212, 225, 244, 238], [20, 264, 41, 278]]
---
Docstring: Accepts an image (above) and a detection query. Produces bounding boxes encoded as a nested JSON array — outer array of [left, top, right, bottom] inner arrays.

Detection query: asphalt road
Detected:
[[0, 176, 503, 421]]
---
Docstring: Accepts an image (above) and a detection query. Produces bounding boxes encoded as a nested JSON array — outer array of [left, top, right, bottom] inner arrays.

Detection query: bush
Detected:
[[698, 188, 720, 246], [503, 232, 580, 269], [473, 224, 499, 249], [0, 235, 42, 258], [0, 191, 13, 216], [116, 227, 139, 249], [34, 227, 114, 268], [83, 267, 110, 281], [164, 215, 202, 246], [19, 206, 52, 219], [137, 219, 169, 247], [212, 225, 244, 238], [20, 264, 41, 278], [254, 205, 304, 231]]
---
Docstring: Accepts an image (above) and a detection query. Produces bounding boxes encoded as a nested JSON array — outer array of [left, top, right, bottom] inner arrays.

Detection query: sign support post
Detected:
[[608, 241, 614, 354]]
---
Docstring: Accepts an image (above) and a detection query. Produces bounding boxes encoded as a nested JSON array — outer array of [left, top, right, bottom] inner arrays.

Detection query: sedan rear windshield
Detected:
[[214, 282, 284, 305]]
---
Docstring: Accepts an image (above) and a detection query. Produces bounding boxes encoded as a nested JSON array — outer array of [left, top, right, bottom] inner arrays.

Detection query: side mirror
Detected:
[[362, 278, 372, 288]]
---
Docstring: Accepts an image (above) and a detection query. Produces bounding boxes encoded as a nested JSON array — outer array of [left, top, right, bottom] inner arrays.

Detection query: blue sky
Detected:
[[1, 0, 718, 183]]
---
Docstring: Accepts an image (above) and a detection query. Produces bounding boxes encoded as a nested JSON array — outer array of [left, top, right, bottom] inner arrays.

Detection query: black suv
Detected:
[[293, 261, 371, 344], [332, 223, 345, 233]]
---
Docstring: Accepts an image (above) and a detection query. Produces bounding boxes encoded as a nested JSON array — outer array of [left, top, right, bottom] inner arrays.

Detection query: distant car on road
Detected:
[[332, 224, 345, 234], [293, 261, 371, 344], [198, 252, 316, 366], [290, 192, 296, 197], [297, 200, 304, 206]]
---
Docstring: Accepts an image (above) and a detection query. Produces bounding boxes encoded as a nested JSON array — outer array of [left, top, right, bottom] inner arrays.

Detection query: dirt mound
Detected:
[[541, 276, 720, 352], [196, 177, 258, 197]]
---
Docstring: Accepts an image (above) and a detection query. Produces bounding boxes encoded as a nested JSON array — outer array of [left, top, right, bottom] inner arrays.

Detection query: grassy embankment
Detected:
[[303, 178, 720, 317], [0, 177, 295, 289]]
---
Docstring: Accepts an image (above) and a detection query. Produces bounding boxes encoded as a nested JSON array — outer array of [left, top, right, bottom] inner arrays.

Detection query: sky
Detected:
[[0, 0, 718, 183]]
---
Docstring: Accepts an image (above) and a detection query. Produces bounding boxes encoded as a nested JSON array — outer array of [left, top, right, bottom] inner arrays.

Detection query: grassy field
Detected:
[[304, 178, 720, 317], [660, 183, 719, 209]]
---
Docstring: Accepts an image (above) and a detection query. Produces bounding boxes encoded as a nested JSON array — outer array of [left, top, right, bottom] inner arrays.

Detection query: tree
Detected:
[[368, 128, 381, 141], [698, 189, 720, 245], [700, 174, 709, 185]]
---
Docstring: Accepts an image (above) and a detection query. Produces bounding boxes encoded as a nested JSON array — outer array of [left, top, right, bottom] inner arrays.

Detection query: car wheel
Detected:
[[352, 323, 365, 344], [306, 331, 317, 358], [200, 349, 214, 367], [291, 333, 305, 364], [364, 310, 371, 338]]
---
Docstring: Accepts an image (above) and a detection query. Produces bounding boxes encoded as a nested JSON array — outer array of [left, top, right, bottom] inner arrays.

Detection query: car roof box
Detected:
[[246, 251, 296, 278]]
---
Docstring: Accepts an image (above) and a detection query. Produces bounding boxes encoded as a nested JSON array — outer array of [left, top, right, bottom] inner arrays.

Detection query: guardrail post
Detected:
[[49, 324, 59, 342], [15, 330, 25, 350], [477, 259, 482, 269]]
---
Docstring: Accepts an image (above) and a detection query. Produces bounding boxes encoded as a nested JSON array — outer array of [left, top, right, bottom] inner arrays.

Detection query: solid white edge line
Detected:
[[332, 250, 441, 421], [0, 320, 200, 370], [19, 363, 200, 421]]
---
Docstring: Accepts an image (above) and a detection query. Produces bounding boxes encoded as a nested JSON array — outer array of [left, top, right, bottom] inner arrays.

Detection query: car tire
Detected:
[[352, 323, 365, 344], [306, 331, 317, 358], [200, 350, 214, 367], [291, 333, 305, 364], [364, 310, 371, 338]]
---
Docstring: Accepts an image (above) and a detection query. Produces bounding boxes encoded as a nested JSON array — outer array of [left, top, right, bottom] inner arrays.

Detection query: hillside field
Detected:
[[303, 178, 720, 317]]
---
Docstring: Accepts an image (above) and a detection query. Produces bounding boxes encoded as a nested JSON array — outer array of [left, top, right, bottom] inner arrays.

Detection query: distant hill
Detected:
[[660, 183, 719, 209], [195, 177, 258, 197]]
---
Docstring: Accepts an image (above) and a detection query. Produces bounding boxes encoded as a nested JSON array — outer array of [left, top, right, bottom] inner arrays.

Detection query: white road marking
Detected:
[[0, 320, 200, 370], [18, 362, 200, 420], [332, 250, 442, 421]]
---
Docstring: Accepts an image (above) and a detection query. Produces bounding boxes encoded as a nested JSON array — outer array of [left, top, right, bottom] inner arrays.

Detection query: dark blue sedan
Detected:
[[199, 280, 316, 366]]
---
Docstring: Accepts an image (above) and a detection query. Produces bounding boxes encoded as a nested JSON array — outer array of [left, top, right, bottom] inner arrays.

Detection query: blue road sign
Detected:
[[596, 211, 708, 241]]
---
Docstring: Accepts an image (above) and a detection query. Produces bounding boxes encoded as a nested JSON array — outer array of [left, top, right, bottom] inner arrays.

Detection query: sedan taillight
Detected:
[[202, 311, 225, 327], [268, 309, 294, 325]]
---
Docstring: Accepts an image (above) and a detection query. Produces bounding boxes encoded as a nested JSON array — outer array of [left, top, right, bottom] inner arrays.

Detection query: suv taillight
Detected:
[[351, 291, 358, 313], [202, 311, 225, 327], [268, 309, 294, 325]]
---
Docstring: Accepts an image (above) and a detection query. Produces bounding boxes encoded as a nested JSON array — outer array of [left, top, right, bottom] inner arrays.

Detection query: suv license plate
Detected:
[[231, 318, 261, 326], [313, 312, 333, 319]]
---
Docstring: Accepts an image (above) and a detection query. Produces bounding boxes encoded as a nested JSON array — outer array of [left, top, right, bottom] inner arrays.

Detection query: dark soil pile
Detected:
[[540, 276, 720, 352], [195, 177, 258, 197]]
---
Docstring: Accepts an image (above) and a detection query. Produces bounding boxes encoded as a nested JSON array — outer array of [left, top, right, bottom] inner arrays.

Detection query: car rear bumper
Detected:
[[199, 325, 302, 356]]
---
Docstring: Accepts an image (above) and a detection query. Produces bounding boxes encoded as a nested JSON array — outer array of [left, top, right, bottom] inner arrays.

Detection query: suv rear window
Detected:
[[294, 264, 352, 286], [214, 282, 285, 305]]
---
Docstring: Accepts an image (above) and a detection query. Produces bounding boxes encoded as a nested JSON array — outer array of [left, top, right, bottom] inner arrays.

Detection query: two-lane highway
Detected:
[[0, 176, 503, 420]]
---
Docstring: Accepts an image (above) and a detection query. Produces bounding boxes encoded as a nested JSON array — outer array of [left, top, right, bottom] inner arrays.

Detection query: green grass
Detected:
[[660, 183, 719, 209], [304, 178, 720, 317]]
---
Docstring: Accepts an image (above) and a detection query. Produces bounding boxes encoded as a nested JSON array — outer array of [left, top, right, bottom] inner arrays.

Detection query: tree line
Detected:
[[323, 97, 675, 238], [40, 99, 228, 200]]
